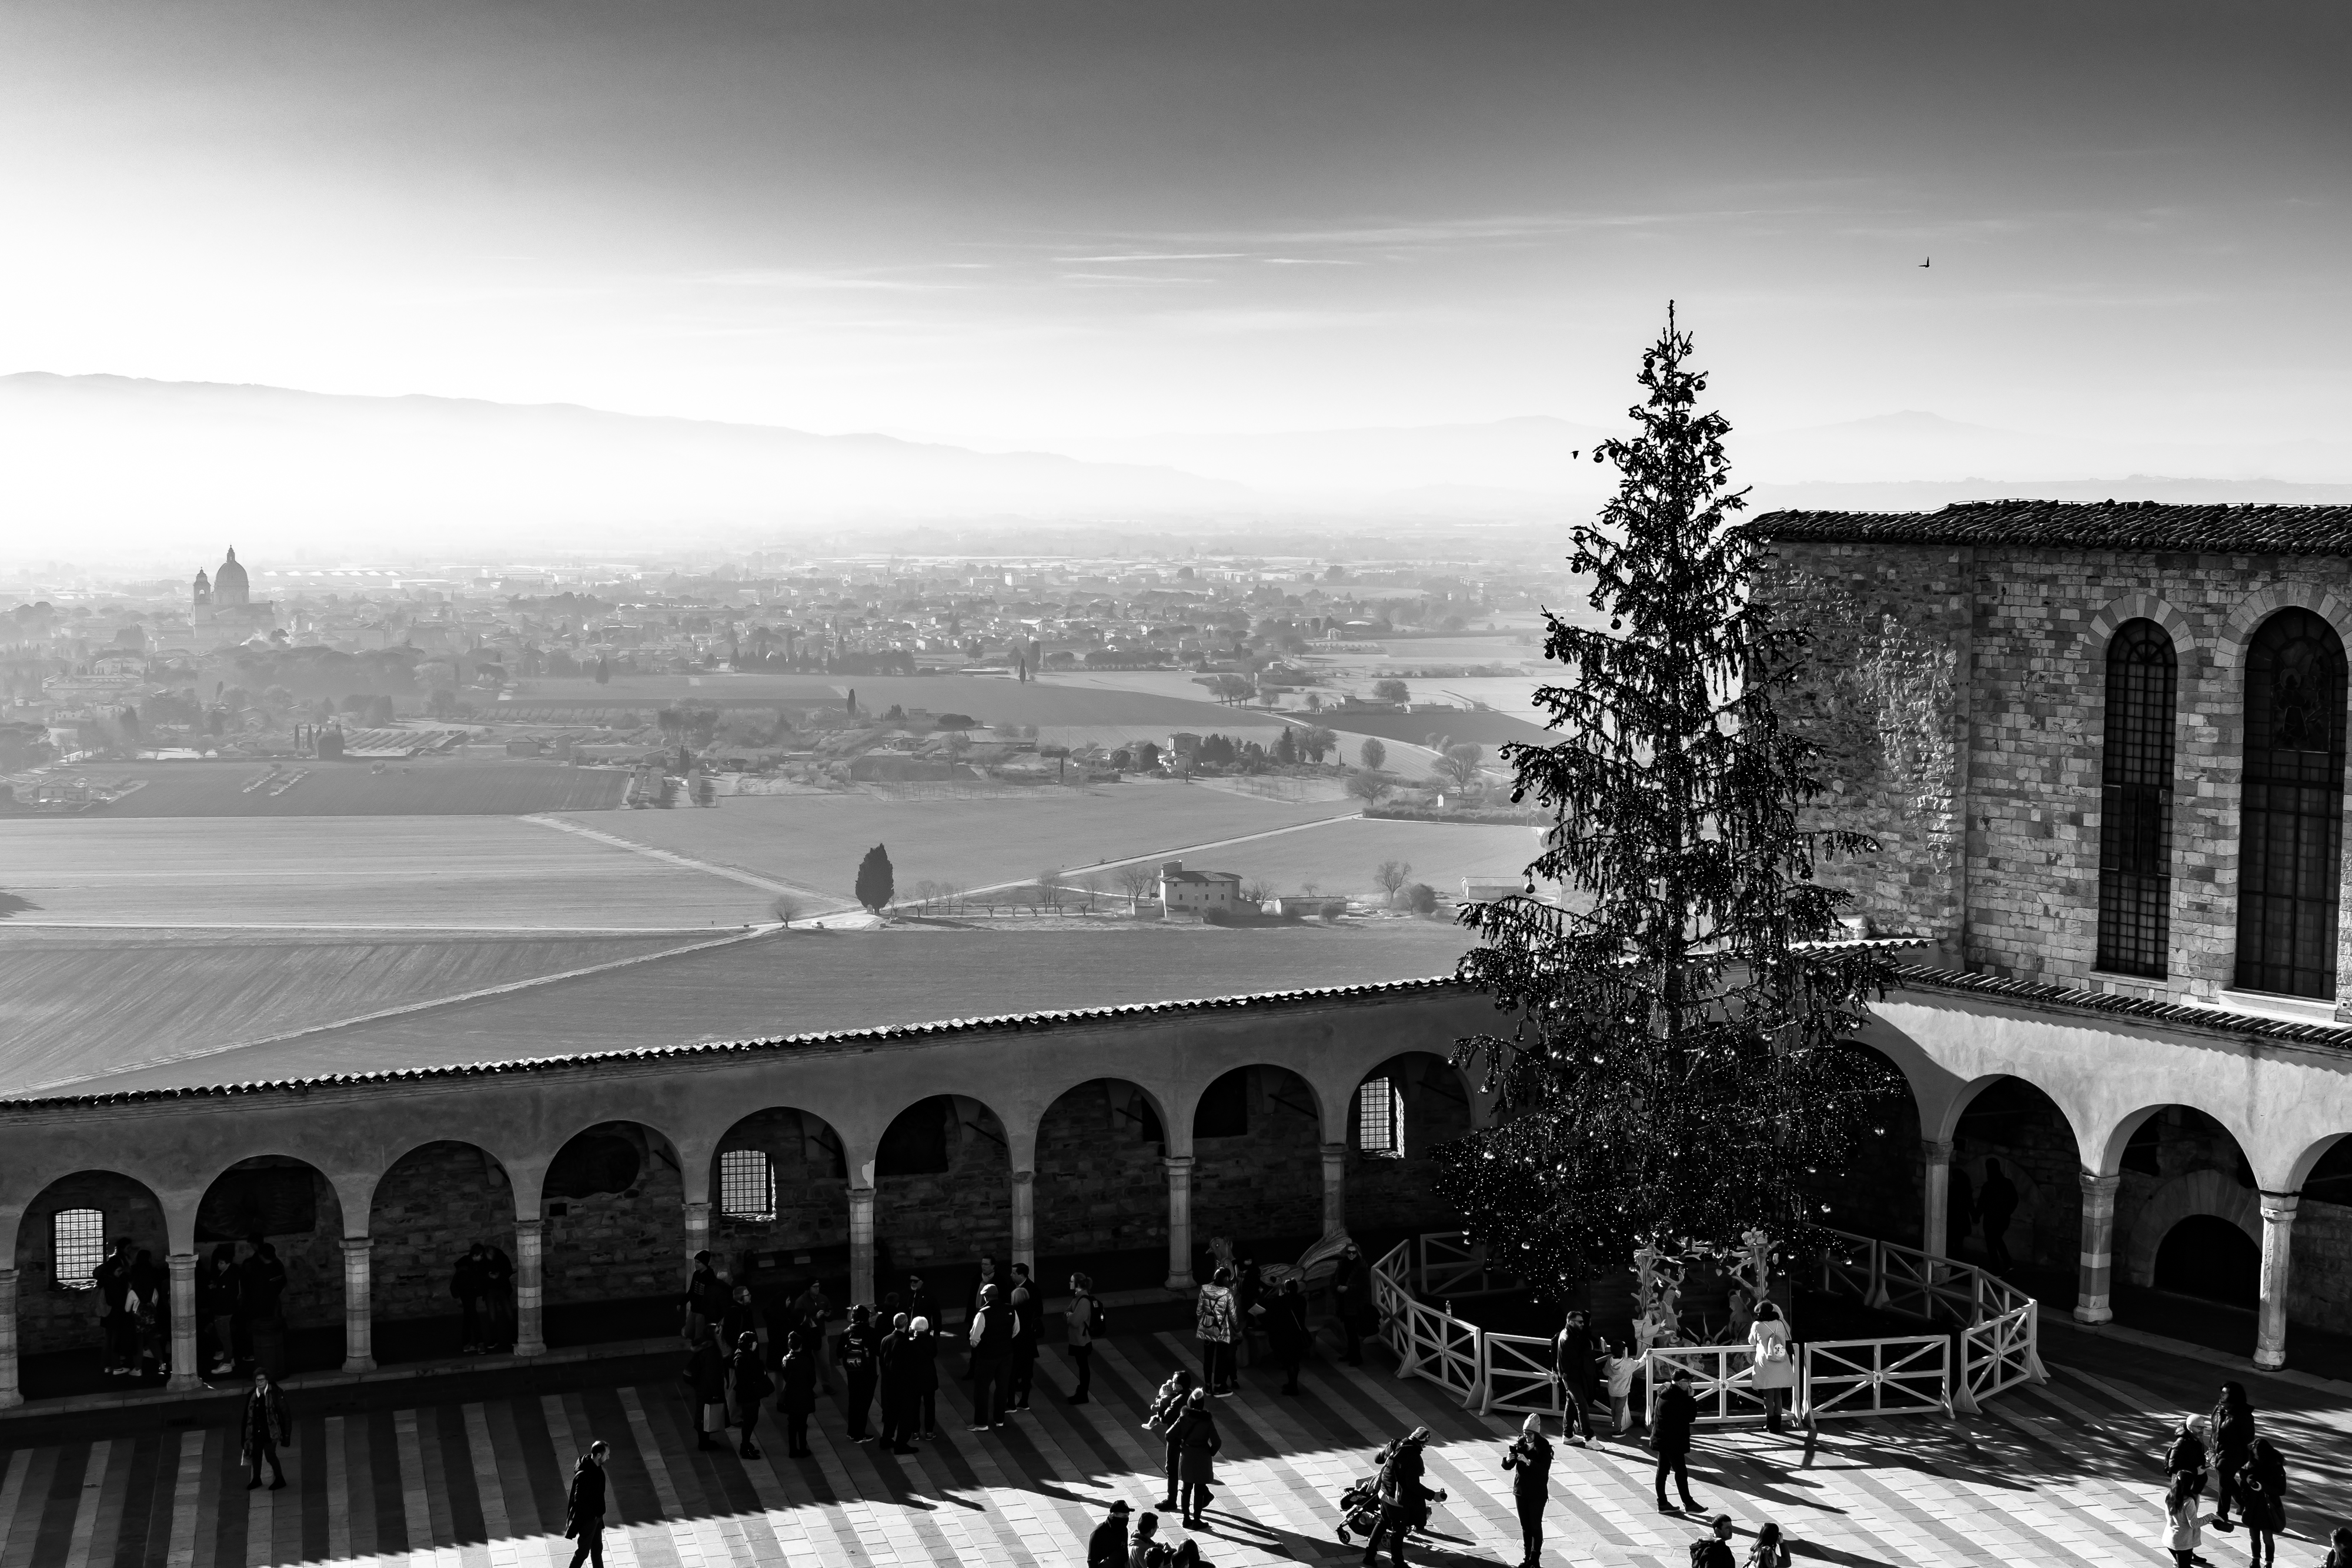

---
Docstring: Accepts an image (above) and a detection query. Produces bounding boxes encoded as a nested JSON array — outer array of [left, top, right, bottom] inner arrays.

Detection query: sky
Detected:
[[3, 1, 2348, 450]]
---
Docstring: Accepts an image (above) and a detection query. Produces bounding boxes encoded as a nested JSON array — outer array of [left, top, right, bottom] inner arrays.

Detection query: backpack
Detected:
[[1690, 1541, 1715, 1568], [1083, 1295, 1108, 1340]]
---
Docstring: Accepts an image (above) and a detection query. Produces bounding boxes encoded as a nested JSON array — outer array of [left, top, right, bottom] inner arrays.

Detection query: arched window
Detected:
[[52, 1208, 105, 1289], [2096, 619, 2177, 977], [2237, 608, 2348, 998]]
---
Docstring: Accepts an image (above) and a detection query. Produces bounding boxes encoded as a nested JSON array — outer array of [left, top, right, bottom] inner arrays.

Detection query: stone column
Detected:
[[513, 1218, 546, 1357], [167, 1252, 201, 1390], [2073, 1172, 2121, 1325], [341, 1237, 376, 1373], [2256, 1191, 2299, 1370], [1010, 1169, 1036, 1276], [1922, 1139, 1954, 1263], [1320, 1142, 1348, 1239], [683, 1198, 713, 1276], [847, 1186, 877, 1310], [0, 1269, 20, 1409], [1163, 1156, 1197, 1290]]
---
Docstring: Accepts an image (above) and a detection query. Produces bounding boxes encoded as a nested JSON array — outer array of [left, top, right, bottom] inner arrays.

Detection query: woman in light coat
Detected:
[[1747, 1300, 1796, 1433]]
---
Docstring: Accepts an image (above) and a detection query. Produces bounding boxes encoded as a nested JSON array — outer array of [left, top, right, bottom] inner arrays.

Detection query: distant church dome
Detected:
[[214, 548, 250, 608], [192, 567, 212, 608]]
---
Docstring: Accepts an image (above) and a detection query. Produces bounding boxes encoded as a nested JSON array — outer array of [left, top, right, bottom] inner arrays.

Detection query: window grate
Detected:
[[2096, 619, 2176, 978], [53, 1208, 105, 1289], [2237, 609, 2348, 999], [717, 1148, 774, 1220], [1356, 1078, 1403, 1158]]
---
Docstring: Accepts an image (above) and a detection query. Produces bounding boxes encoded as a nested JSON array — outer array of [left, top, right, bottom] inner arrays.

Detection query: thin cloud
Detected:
[[1052, 252, 1248, 263]]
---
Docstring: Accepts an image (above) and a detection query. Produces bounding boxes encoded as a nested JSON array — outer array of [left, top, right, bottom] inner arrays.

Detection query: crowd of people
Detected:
[[86, 1232, 292, 1383]]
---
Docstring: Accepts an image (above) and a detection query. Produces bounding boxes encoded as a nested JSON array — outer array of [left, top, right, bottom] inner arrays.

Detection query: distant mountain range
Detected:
[[3, 373, 2346, 564]]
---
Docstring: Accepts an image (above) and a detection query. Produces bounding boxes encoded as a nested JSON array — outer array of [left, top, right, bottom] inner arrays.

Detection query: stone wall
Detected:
[[1034, 1081, 1170, 1256], [1345, 1055, 1473, 1236], [1192, 1066, 1322, 1249], [368, 1142, 516, 1324], [1758, 539, 2352, 999], [543, 1124, 686, 1307], [710, 1107, 851, 1261], [2290, 1198, 2352, 1333], [1947, 1080, 2083, 1271], [875, 1096, 1013, 1269], [12, 1172, 168, 1357], [195, 1161, 346, 1333]]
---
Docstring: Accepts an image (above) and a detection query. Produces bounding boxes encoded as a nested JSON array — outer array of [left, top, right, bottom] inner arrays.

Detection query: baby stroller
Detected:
[[1334, 1443, 1446, 1544]]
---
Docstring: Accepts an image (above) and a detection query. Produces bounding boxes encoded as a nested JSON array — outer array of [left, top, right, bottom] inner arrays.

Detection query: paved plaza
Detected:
[[4, 1323, 2348, 1567]]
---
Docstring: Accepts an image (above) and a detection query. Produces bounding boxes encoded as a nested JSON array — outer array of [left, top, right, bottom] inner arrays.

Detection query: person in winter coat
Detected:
[[1604, 1340, 1643, 1436], [965, 1258, 1000, 1345], [1005, 1265, 1043, 1411], [682, 1252, 724, 1345], [718, 1283, 761, 1359], [1360, 1425, 1435, 1567], [1693, 1513, 1737, 1568], [452, 1246, 488, 1353], [1269, 1276, 1310, 1394], [904, 1274, 938, 1336], [1330, 1243, 1373, 1366], [1501, 1413, 1552, 1567], [1747, 1302, 1796, 1433], [239, 1370, 290, 1489], [1195, 1267, 1238, 1395], [877, 1311, 914, 1452], [967, 1283, 1012, 1430], [2161, 1472, 2202, 1566], [685, 1333, 729, 1451], [199, 1244, 241, 1376], [1065, 1272, 1104, 1404], [478, 1242, 516, 1350], [1552, 1309, 1598, 1443], [1651, 1369, 1702, 1513], [907, 1316, 941, 1439], [1087, 1499, 1133, 1567], [1171, 1388, 1222, 1527], [2164, 1415, 2210, 1500], [730, 1331, 773, 1458], [131, 1251, 168, 1379], [774, 1339, 817, 1457], [838, 1303, 881, 1442], [2234, 1435, 2287, 1568], [562, 1442, 610, 1568], [1235, 1257, 1264, 1368], [1977, 1158, 2020, 1271], [2210, 1380, 2257, 1526], [1145, 1369, 1197, 1510], [95, 1238, 138, 1375]]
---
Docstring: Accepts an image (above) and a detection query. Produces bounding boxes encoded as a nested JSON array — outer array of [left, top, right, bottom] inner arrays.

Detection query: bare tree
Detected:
[[1374, 860, 1412, 905], [771, 893, 803, 927], [1035, 868, 1065, 910], [1241, 878, 1274, 904], [1347, 768, 1392, 805], [1429, 742, 1484, 793], [1117, 861, 1158, 911]]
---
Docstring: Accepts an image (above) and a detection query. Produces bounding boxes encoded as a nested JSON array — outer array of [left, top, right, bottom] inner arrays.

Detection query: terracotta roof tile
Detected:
[[1749, 500, 2352, 556]]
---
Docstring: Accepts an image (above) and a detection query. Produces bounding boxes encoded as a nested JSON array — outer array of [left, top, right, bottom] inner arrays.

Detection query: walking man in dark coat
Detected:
[[776, 1340, 817, 1457], [877, 1311, 916, 1452], [967, 1283, 1011, 1431], [904, 1273, 938, 1334], [1269, 1276, 1310, 1394], [685, 1333, 728, 1451], [239, 1370, 290, 1489], [1005, 1264, 1043, 1410], [479, 1242, 516, 1350], [1065, 1272, 1102, 1404], [838, 1303, 880, 1442], [1553, 1308, 1598, 1443], [1330, 1243, 1372, 1365], [452, 1246, 487, 1353], [1651, 1369, 1701, 1513], [562, 1440, 610, 1568], [96, 1238, 138, 1375], [1087, 1498, 1132, 1567], [1977, 1159, 2019, 1272]]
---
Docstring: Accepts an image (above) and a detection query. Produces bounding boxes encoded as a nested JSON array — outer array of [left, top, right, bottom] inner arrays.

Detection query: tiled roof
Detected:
[[1891, 964, 2352, 1051], [0, 975, 1475, 1112], [1750, 501, 2352, 556]]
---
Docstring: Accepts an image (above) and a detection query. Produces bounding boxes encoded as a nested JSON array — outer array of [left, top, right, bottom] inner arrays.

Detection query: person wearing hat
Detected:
[[1692, 1513, 1736, 1568], [1651, 1368, 1702, 1514], [1360, 1426, 1434, 1567], [2164, 1414, 2210, 1502], [1087, 1499, 1133, 1568]]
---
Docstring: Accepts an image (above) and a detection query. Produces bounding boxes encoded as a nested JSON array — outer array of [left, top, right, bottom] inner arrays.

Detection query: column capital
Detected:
[[1921, 1139, 1955, 1163], [2078, 1170, 2122, 1201], [1161, 1154, 1196, 1174], [514, 1215, 544, 1238], [682, 1197, 713, 1215], [340, 1235, 373, 1256], [1010, 1168, 1035, 1186], [847, 1183, 877, 1205], [2260, 1190, 2301, 1220], [166, 1251, 196, 1270]]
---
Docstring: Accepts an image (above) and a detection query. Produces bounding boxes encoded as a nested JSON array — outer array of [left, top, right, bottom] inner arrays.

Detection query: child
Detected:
[[2161, 1473, 2201, 1567], [1604, 1340, 1643, 1437]]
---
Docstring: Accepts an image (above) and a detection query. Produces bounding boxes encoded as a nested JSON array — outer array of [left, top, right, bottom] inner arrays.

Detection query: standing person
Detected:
[[719, 1283, 762, 1358], [1088, 1499, 1134, 1568], [1269, 1277, 1309, 1395], [131, 1251, 169, 1380], [239, 1371, 289, 1489], [1747, 1302, 1795, 1435], [1359, 1426, 1433, 1568], [685, 1332, 729, 1452], [775, 1336, 817, 1457], [95, 1238, 138, 1376], [2324, 1526, 2352, 1568], [562, 1441, 611, 1568], [2236, 1435, 2286, 1568], [1651, 1369, 1702, 1514], [2210, 1380, 2256, 1527], [1502, 1413, 1552, 1567], [242, 1239, 288, 1372], [877, 1312, 916, 1453], [965, 1258, 1000, 1345], [905, 1273, 938, 1333], [1005, 1265, 1042, 1411], [1693, 1514, 1737, 1568], [1065, 1272, 1103, 1404], [967, 1282, 1011, 1432], [1552, 1308, 1598, 1444], [1330, 1243, 1372, 1366], [1195, 1267, 1238, 1395], [200, 1244, 240, 1376], [1745, 1522, 1793, 1567], [2164, 1415, 2210, 1502], [2161, 1473, 2203, 1567], [1976, 1159, 2019, 1272], [480, 1241, 516, 1351], [452, 1245, 487, 1354], [682, 1251, 724, 1345], [907, 1315, 941, 1439], [1604, 1340, 1643, 1437], [1145, 1369, 1196, 1510], [730, 1330, 773, 1459], [1170, 1388, 1222, 1527], [837, 1303, 880, 1442]]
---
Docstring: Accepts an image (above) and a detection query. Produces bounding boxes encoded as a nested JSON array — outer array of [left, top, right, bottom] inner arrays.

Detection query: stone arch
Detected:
[[539, 1120, 687, 1327], [706, 1106, 851, 1306], [2281, 1129, 2352, 1192], [1033, 1078, 1174, 1288], [193, 1154, 350, 1348], [1828, 1039, 1931, 1248], [871, 1091, 1014, 1318], [1189, 1064, 1324, 1273], [2125, 1169, 2260, 1288], [1344, 1051, 1472, 1238], [12, 1169, 169, 1384], [367, 1140, 517, 1361], [2086, 593, 2197, 663], [2216, 583, 2352, 672], [1942, 1075, 2087, 1274]]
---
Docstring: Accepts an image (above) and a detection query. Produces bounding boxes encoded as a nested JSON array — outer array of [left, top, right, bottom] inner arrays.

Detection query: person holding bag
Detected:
[[684, 1332, 728, 1452], [1746, 1302, 1795, 1434], [1144, 1369, 1196, 1510], [1501, 1413, 1552, 1567]]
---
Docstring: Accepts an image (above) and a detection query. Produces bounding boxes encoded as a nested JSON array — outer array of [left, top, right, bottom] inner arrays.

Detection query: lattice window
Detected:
[[2237, 609, 2347, 999], [52, 1208, 105, 1289], [1357, 1078, 1402, 1158], [717, 1148, 774, 1220], [2096, 618, 2177, 977]]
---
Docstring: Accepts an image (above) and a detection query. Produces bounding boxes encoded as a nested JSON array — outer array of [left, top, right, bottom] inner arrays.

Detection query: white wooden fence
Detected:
[[1815, 1228, 2046, 1414]]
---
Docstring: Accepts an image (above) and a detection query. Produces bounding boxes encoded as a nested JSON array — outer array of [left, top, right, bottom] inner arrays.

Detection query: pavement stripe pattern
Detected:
[[3, 1330, 2348, 1568]]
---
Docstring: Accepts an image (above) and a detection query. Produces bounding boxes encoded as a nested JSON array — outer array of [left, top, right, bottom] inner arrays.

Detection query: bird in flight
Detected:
[[1920, 257, 1932, 268]]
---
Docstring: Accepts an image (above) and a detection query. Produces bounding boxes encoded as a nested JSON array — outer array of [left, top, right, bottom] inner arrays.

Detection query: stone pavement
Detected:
[[5, 1322, 2350, 1567]]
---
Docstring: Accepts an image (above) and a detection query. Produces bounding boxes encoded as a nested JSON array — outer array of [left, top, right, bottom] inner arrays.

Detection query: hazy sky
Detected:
[[4, 1, 2346, 446]]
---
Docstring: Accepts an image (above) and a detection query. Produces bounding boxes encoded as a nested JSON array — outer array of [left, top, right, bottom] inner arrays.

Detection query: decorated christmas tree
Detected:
[[1435, 307, 1900, 1297]]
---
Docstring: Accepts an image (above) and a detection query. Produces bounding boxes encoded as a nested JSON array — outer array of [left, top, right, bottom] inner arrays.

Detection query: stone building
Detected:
[[1753, 499, 2352, 1369], [190, 547, 276, 642]]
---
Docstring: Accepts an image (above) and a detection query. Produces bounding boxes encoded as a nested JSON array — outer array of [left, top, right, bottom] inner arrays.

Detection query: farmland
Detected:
[[15, 760, 628, 817], [0, 815, 780, 930], [509, 670, 1262, 731]]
